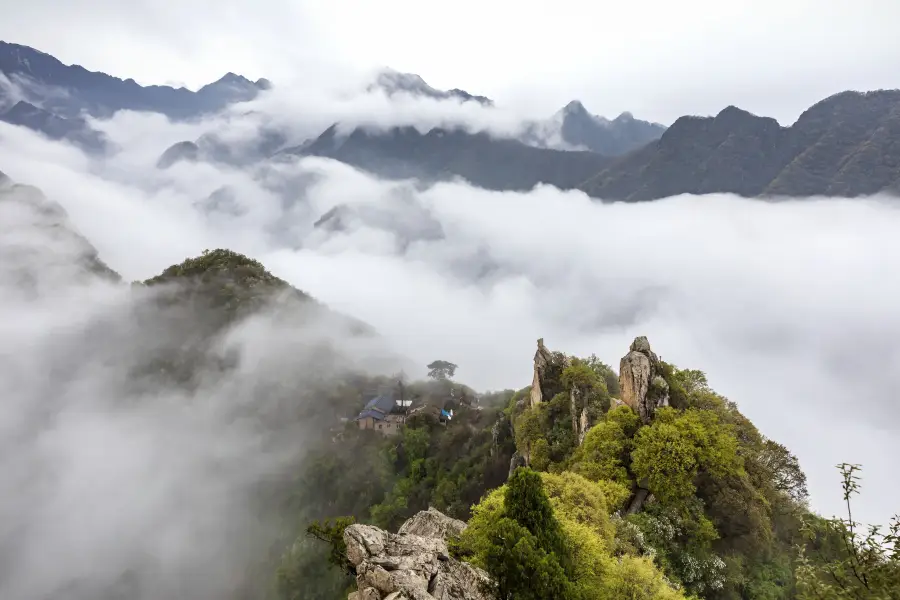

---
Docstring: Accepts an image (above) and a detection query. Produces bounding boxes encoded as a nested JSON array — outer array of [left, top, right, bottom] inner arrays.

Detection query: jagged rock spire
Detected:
[[529, 337, 555, 408], [619, 336, 669, 423]]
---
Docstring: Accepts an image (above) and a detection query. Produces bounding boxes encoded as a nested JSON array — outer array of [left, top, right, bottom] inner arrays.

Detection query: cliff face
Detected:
[[528, 338, 568, 408], [619, 336, 669, 424], [344, 508, 490, 600]]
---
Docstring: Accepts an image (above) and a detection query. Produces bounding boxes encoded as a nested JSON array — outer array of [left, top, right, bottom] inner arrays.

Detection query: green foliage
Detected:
[[458, 470, 688, 600], [795, 464, 900, 599], [758, 439, 809, 505], [144, 248, 309, 316], [266, 339, 881, 600], [631, 407, 744, 505], [513, 392, 580, 469], [275, 537, 355, 600], [531, 438, 551, 472], [580, 354, 621, 396], [369, 404, 514, 530], [569, 405, 640, 488], [599, 555, 692, 600], [505, 468, 573, 572], [304, 517, 357, 576], [630, 498, 725, 594], [480, 517, 575, 600], [562, 359, 602, 392], [427, 359, 458, 380]]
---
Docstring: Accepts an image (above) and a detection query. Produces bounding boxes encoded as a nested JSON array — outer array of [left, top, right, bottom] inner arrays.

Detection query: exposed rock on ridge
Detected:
[[618, 336, 669, 423], [344, 508, 490, 600], [530, 337, 555, 407]]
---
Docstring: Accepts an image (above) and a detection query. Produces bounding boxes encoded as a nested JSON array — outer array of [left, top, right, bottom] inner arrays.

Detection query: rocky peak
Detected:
[[369, 68, 493, 107], [562, 99, 590, 117], [618, 336, 669, 423], [344, 508, 490, 600], [529, 337, 557, 407]]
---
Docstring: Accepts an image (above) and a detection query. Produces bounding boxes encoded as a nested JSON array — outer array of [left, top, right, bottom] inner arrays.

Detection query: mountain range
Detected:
[[3, 40, 900, 200], [0, 41, 270, 120], [581, 91, 900, 200]]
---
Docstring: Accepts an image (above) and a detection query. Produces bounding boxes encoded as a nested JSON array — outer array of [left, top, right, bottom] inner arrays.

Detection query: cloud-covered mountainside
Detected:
[[0, 39, 898, 600], [520, 99, 668, 155], [0, 173, 407, 600], [0, 41, 270, 119], [581, 91, 900, 200], [8, 39, 900, 200]]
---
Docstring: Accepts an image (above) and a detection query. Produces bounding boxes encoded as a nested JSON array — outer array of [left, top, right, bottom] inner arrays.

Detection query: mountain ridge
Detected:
[[291, 123, 612, 191], [0, 40, 269, 119], [579, 89, 900, 200], [520, 99, 668, 155], [6, 41, 900, 201]]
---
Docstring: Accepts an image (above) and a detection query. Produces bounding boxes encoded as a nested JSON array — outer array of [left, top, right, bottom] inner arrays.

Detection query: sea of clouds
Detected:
[[1, 78, 898, 598]]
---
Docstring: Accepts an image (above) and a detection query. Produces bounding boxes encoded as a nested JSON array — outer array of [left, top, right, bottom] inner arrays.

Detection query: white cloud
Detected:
[[0, 160, 405, 599], [3, 0, 900, 124], [2, 94, 900, 596]]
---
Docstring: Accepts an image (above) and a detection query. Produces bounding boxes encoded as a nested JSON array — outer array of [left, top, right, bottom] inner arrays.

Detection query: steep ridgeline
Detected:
[[520, 100, 667, 155], [0, 41, 270, 120], [290, 124, 611, 192], [306, 336, 896, 600], [156, 128, 289, 169], [0, 171, 120, 293], [580, 90, 900, 200], [134, 248, 382, 391], [0, 100, 107, 152], [154, 69, 493, 170], [368, 68, 493, 107]]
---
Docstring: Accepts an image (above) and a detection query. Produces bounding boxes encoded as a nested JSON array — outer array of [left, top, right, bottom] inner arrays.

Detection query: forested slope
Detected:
[[298, 338, 899, 600]]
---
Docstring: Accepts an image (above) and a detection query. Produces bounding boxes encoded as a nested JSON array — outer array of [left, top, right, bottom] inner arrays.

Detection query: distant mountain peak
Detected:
[[374, 68, 429, 92], [214, 72, 252, 85], [563, 99, 588, 115], [521, 101, 664, 155], [0, 40, 269, 120], [368, 67, 493, 106], [715, 105, 755, 119], [558, 100, 611, 126]]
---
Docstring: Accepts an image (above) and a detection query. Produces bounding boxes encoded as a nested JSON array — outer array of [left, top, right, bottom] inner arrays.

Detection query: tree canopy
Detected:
[[427, 359, 458, 380]]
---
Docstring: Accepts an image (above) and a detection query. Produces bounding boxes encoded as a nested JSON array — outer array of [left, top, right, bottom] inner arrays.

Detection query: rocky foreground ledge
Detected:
[[344, 508, 490, 600]]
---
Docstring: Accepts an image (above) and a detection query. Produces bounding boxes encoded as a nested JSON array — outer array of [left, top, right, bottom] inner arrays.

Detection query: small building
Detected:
[[355, 393, 407, 435]]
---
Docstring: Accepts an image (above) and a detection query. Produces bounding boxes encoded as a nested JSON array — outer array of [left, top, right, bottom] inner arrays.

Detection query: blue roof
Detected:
[[357, 394, 396, 420], [356, 409, 386, 421]]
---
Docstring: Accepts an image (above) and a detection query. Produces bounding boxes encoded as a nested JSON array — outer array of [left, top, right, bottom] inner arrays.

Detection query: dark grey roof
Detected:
[[357, 394, 396, 419]]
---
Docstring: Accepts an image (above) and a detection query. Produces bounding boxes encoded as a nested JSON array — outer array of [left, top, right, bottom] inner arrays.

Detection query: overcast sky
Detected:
[[2, 0, 900, 124]]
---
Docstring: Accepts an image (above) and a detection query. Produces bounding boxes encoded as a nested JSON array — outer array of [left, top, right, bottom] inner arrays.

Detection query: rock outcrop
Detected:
[[529, 338, 553, 407], [618, 336, 669, 423], [344, 508, 491, 600], [530, 338, 568, 407], [508, 452, 527, 478], [574, 393, 591, 445]]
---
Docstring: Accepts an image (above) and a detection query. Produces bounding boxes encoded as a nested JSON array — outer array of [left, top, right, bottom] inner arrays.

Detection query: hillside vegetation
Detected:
[[2, 176, 894, 599], [300, 338, 899, 600]]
